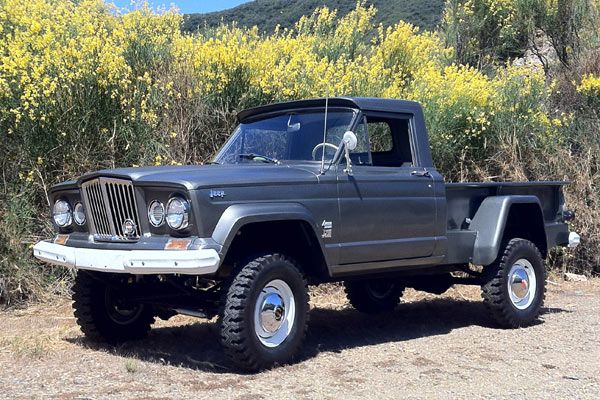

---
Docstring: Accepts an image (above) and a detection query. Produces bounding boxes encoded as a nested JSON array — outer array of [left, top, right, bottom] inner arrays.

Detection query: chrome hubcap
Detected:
[[259, 292, 286, 333], [507, 259, 537, 310], [254, 279, 295, 348], [510, 269, 529, 300]]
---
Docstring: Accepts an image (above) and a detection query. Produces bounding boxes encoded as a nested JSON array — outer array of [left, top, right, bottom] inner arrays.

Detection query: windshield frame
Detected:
[[213, 106, 361, 165]]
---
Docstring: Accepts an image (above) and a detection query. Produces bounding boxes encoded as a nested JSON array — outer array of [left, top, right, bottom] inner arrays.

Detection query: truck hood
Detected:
[[73, 163, 321, 190]]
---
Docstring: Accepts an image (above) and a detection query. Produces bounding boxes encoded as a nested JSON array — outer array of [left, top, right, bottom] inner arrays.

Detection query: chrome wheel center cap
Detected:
[[510, 268, 530, 300], [259, 293, 286, 333]]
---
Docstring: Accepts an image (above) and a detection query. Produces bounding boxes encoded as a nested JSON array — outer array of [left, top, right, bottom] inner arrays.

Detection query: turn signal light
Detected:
[[165, 238, 192, 250]]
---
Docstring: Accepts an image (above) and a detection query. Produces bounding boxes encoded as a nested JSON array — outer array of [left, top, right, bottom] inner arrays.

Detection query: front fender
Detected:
[[211, 202, 324, 257]]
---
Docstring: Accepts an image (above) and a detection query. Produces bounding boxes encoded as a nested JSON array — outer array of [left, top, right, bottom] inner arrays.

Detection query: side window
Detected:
[[368, 122, 393, 152], [350, 118, 373, 165], [365, 115, 414, 167]]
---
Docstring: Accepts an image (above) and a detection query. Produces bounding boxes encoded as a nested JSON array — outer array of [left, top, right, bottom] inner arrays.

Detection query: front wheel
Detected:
[[220, 254, 309, 371], [72, 271, 155, 343], [481, 238, 546, 328]]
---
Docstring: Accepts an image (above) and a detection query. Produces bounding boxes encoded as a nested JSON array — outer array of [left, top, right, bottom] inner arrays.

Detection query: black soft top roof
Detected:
[[237, 97, 422, 123]]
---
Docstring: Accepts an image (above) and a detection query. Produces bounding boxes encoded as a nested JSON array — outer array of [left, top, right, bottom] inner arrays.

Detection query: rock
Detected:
[[564, 272, 588, 282], [512, 30, 557, 71]]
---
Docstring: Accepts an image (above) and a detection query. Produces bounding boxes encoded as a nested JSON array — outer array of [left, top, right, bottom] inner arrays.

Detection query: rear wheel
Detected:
[[481, 238, 546, 328], [220, 254, 309, 371], [344, 279, 404, 313], [72, 271, 155, 342]]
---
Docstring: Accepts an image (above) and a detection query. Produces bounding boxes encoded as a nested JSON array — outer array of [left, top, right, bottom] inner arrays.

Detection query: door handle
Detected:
[[411, 170, 431, 177]]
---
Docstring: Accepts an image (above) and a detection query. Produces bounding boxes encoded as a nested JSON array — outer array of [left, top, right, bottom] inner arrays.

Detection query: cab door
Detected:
[[337, 165, 437, 265], [334, 113, 440, 269]]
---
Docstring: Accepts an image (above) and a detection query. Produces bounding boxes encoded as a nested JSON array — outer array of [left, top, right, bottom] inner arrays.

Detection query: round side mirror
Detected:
[[343, 131, 358, 151]]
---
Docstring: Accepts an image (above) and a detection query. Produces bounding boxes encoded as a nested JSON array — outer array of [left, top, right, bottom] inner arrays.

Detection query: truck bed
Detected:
[[443, 181, 568, 265], [445, 181, 566, 229]]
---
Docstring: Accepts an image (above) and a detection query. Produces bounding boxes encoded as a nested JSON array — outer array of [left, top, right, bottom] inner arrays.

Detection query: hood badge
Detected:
[[122, 219, 137, 237], [209, 189, 226, 199]]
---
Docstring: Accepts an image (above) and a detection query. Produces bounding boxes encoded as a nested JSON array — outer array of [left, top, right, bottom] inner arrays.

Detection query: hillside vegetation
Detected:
[[183, 0, 445, 33], [0, 0, 599, 305]]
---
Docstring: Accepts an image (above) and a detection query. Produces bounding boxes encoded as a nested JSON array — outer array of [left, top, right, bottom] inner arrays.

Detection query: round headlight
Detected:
[[73, 202, 86, 226], [166, 197, 189, 230], [148, 200, 165, 227], [52, 200, 72, 227]]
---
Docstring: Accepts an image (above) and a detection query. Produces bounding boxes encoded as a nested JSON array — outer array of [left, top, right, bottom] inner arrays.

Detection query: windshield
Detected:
[[214, 109, 356, 164]]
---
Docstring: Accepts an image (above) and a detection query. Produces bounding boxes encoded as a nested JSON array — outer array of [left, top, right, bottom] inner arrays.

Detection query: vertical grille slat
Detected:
[[108, 183, 124, 237], [96, 183, 111, 235], [115, 184, 125, 237], [92, 183, 107, 235], [118, 184, 128, 227], [89, 185, 103, 234], [89, 182, 108, 236], [117, 184, 129, 236], [81, 178, 141, 241], [94, 183, 110, 235], [123, 185, 135, 224], [128, 185, 141, 229]]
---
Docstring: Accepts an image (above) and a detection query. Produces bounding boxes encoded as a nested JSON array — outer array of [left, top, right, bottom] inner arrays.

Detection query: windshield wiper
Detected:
[[238, 153, 279, 164]]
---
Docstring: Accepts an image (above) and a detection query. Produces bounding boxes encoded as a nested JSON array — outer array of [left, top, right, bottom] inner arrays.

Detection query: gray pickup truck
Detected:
[[34, 97, 579, 370]]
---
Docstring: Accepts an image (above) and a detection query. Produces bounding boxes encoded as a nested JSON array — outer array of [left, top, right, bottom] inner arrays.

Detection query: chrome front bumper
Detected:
[[33, 240, 221, 275]]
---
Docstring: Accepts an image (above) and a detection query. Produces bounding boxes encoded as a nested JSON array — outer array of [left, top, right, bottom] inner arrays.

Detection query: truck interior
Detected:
[[352, 114, 414, 167]]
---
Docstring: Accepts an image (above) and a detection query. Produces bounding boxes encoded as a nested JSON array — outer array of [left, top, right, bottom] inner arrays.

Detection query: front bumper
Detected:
[[33, 240, 221, 275]]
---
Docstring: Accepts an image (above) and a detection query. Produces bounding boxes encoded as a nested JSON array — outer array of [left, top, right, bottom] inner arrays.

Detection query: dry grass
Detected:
[[124, 359, 139, 373]]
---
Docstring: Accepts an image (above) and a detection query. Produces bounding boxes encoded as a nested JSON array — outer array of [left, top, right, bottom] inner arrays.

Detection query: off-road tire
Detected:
[[72, 271, 155, 342], [481, 238, 546, 328], [220, 254, 309, 371], [344, 279, 405, 313]]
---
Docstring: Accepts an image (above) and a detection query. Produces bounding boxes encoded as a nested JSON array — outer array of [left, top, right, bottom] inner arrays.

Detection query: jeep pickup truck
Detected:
[[33, 97, 580, 371]]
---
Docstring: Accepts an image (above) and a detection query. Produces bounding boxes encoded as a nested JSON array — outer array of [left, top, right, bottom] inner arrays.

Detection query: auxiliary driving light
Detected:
[[148, 200, 165, 227]]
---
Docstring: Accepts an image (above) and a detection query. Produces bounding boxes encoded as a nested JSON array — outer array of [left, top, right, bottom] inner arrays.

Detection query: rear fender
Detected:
[[470, 196, 546, 265]]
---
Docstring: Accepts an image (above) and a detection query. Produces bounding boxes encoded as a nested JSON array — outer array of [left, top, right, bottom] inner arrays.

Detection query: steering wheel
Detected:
[[311, 143, 339, 160]]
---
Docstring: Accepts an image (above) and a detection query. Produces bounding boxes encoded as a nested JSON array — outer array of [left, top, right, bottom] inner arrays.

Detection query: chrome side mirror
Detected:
[[343, 131, 358, 151], [342, 131, 357, 175]]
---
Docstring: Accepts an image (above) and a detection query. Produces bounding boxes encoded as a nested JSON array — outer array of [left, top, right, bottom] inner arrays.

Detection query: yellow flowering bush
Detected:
[[407, 64, 494, 172], [577, 74, 600, 108], [441, 0, 525, 66]]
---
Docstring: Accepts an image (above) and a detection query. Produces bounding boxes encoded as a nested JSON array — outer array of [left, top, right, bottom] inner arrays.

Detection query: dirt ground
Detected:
[[1, 278, 599, 400]]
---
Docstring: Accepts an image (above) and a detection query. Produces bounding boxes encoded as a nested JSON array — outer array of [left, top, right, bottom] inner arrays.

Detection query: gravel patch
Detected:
[[1, 280, 599, 399]]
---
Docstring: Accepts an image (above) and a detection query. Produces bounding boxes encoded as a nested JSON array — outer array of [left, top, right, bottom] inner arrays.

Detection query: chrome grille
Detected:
[[81, 178, 142, 241]]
